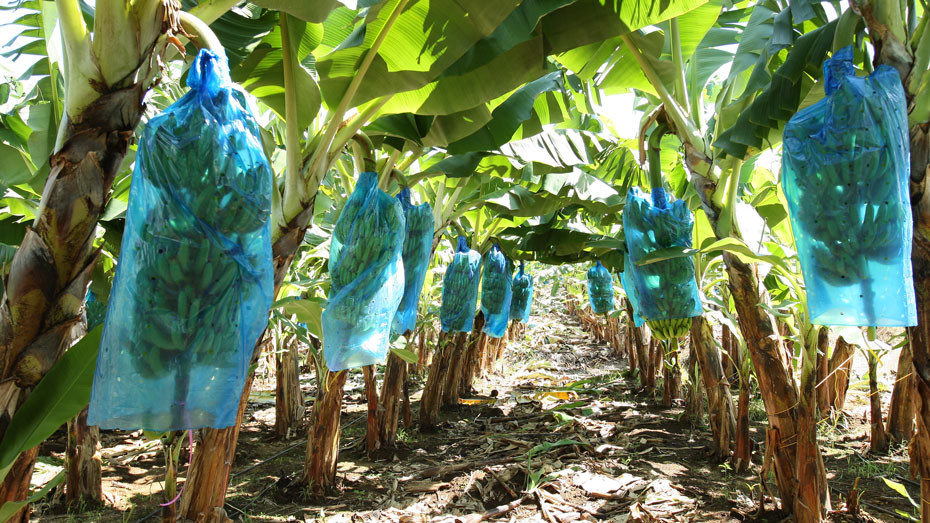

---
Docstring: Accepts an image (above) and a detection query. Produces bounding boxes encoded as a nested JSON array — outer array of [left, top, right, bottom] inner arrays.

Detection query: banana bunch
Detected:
[[623, 188, 702, 326], [783, 47, 910, 290], [480, 244, 510, 315], [587, 261, 614, 314], [393, 189, 435, 335], [647, 318, 691, 340], [440, 236, 482, 333], [788, 142, 906, 286], [509, 262, 533, 323], [126, 219, 243, 379], [327, 172, 406, 328], [142, 88, 271, 238]]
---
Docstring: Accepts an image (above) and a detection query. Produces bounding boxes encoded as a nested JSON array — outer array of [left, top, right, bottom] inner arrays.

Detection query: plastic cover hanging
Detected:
[[481, 244, 512, 338], [392, 188, 434, 335], [782, 46, 916, 326], [88, 49, 274, 431], [587, 261, 615, 314], [509, 261, 533, 323], [323, 171, 405, 370], [440, 236, 482, 333], [622, 187, 702, 327]]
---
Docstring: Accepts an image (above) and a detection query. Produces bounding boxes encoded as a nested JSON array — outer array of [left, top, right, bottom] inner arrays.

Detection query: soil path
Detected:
[[31, 292, 915, 522]]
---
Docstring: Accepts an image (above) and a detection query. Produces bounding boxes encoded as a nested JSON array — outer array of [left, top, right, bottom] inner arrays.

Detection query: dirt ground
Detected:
[[28, 292, 919, 522]]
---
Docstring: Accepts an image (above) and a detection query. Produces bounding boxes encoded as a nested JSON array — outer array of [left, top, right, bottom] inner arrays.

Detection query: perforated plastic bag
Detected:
[[85, 291, 106, 331], [782, 46, 916, 326], [391, 188, 434, 335], [440, 237, 482, 333], [88, 50, 274, 431], [510, 261, 533, 323], [323, 171, 405, 371], [587, 261, 614, 314], [481, 245, 512, 338], [622, 187, 702, 328]]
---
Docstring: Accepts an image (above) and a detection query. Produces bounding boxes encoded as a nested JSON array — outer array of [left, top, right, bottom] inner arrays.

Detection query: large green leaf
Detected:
[[316, 0, 522, 108], [251, 0, 342, 23], [714, 18, 837, 158], [0, 326, 101, 484], [376, 35, 549, 116], [542, 0, 709, 54], [232, 16, 323, 130], [0, 470, 64, 522], [447, 72, 564, 154]]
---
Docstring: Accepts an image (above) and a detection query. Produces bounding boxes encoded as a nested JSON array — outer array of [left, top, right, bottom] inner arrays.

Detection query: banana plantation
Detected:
[[3, 0, 930, 521]]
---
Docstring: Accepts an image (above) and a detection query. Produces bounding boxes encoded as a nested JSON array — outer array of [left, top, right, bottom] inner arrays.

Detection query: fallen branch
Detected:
[[411, 456, 517, 479], [455, 493, 533, 523]]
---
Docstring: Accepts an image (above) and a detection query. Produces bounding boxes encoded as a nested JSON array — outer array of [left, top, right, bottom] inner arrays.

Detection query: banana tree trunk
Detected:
[[826, 336, 855, 414], [690, 316, 736, 461], [816, 338, 830, 418], [683, 341, 703, 424], [274, 333, 304, 438], [795, 328, 831, 522], [888, 342, 915, 443], [379, 352, 407, 447], [721, 325, 737, 385], [419, 331, 453, 431], [724, 252, 803, 511], [625, 300, 650, 388], [302, 369, 348, 494], [661, 341, 681, 408], [363, 366, 380, 455], [907, 74, 930, 523], [688, 148, 813, 513], [868, 349, 890, 453], [0, 85, 147, 520], [66, 406, 102, 506]]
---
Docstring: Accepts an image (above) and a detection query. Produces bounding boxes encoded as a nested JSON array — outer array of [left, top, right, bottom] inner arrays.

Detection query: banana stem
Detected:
[[621, 33, 706, 158], [669, 18, 690, 114], [306, 0, 410, 189], [178, 11, 224, 55]]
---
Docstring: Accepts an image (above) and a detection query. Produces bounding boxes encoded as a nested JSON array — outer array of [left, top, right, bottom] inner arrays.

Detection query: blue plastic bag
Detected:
[[509, 261, 533, 323], [782, 46, 916, 327], [622, 187, 702, 334], [440, 237, 482, 333], [481, 245, 512, 338], [323, 171, 405, 370], [85, 291, 107, 331], [88, 50, 274, 431], [587, 261, 614, 314], [392, 188, 435, 335]]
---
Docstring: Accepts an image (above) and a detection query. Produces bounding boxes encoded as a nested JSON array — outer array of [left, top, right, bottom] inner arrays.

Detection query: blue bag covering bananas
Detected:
[[587, 261, 614, 314], [509, 261, 533, 323], [782, 46, 916, 327], [622, 187, 701, 339], [481, 244, 512, 338], [392, 188, 434, 335], [440, 236, 482, 333], [88, 49, 274, 431], [323, 171, 405, 371]]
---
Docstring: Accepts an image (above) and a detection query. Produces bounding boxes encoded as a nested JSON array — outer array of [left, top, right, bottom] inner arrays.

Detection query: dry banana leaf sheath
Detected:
[[88, 49, 274, 431]]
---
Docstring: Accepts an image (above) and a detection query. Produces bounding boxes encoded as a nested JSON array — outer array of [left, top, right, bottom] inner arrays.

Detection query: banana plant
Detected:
[[573, 3, 844, 517]]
